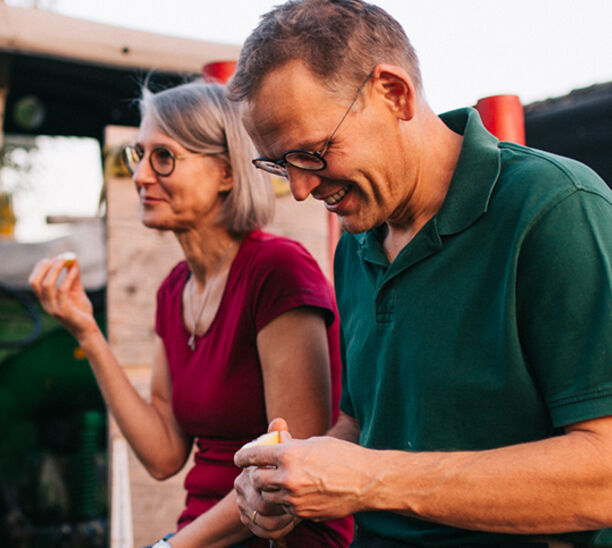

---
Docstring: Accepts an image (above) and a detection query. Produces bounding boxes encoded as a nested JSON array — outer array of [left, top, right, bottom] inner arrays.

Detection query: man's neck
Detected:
[[384, 111, 464, 263]]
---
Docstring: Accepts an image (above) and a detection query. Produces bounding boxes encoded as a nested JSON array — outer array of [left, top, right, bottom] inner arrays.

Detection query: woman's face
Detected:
[[132, 114, 232, 231]]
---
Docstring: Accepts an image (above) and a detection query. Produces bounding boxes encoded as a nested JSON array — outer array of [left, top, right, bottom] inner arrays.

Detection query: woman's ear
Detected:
[[218, 160, 233, 193], [371, 64, 416, 122]]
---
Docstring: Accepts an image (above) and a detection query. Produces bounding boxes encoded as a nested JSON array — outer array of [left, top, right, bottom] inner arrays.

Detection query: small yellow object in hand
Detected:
[[242, 431, 281, 449], [58, 252, 77, 267]]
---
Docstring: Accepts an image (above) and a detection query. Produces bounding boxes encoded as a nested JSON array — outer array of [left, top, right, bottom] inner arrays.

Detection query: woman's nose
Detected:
[[132, 157, 157, 187]]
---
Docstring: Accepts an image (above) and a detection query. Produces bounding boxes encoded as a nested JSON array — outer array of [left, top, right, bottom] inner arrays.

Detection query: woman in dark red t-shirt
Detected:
[[29, 81, 352, 547]]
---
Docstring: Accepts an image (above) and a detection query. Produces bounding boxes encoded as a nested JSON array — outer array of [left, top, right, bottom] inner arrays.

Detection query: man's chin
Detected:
[[337, 216, 372, 235]]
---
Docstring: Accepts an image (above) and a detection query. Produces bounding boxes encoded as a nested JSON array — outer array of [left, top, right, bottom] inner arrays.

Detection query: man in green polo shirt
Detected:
[[229, 1, 612, 546]]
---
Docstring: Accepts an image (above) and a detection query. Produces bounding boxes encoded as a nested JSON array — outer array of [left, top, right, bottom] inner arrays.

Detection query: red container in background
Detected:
[[475, 94, 525, 145], [202, 61, 238, 84]]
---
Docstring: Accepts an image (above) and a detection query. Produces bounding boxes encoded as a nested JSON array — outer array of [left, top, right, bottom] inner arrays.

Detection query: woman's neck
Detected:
[[175, 225, 238, 287]]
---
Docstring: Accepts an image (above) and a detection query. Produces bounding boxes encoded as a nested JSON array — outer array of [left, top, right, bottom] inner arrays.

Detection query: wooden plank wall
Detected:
[[105, 125, 330, 547]]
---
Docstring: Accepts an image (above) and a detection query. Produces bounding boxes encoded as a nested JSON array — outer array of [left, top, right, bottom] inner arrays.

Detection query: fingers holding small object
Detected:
[[58, 251, 77, 268], [259, 487, 287, 506], [235, 431, 297, 538], [28, 257, 52, 292], [31, 253, 76, 283], [235, 444, 282, 470], [32, 258, 62, 307], [241, 505, 295, 538], [29, 253, 79, 312], [41, 256, 72, 297], [242, 430, 281, 449], [236, 475, 292, 534], [58, 255, 82, 292]]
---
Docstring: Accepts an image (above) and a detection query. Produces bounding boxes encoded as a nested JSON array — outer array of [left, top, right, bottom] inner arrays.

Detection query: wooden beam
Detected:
[[0, 4, 240, 73]]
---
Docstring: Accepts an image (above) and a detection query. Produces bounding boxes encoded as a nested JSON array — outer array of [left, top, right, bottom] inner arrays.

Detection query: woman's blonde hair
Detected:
[[140, 80, 274, 236]]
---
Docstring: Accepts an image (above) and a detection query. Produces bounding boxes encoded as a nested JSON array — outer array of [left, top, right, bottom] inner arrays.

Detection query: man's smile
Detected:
[[315, 185, 350, 206]]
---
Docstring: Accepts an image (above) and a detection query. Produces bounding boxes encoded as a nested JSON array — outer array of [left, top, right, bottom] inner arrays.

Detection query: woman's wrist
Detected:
[[74, 323, 104, 349], [151, 539, 172, 548]]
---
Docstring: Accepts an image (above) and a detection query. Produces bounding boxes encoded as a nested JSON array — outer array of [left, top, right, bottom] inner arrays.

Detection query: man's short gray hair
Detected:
[[140, 81, 274, 236], [227, 0, 423, 103]]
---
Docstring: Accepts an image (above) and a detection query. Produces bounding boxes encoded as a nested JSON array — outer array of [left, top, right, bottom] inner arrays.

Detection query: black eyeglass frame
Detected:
[[252, 71, 373, 178], [122, 144, 207, 177]]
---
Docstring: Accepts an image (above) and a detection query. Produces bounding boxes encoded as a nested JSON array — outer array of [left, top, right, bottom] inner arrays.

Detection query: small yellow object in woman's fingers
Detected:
[[57, 252, 77, 268]]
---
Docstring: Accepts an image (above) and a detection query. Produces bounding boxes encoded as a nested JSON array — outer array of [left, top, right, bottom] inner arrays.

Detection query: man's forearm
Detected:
[[368, 416, 612, 534], [236, 416, 612, 535]]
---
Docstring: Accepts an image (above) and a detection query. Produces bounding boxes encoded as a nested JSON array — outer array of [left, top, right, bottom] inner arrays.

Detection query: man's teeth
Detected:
[[324, 187, 348, 205]]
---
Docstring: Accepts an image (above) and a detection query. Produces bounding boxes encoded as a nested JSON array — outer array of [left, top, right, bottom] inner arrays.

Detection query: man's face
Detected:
[[243, 61, 413, 234]]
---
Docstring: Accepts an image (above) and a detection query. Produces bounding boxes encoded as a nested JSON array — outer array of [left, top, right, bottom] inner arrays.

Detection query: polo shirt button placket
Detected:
[[375, 284, 394, 324]]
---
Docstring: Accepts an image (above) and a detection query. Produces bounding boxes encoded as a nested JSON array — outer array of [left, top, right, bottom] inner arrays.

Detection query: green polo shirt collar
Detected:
[[437, 107, 501, 235], [356, 108, 501, 268]]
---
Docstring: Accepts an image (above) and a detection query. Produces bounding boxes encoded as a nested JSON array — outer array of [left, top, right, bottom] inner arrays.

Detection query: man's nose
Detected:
[[286, 166, 322, 201]]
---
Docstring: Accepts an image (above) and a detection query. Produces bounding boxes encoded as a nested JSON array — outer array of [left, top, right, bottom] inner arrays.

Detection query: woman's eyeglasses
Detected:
[[122, 144, 207, 177]]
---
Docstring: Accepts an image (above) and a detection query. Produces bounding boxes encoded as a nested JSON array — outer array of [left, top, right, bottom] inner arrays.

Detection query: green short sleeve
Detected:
[[517, 188, 612, 427]]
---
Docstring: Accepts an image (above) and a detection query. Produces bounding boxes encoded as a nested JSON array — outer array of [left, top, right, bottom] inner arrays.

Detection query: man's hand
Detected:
[[234, 463, 299, 539], [234, 419, 297, 539], [234, 418, 369, 533]]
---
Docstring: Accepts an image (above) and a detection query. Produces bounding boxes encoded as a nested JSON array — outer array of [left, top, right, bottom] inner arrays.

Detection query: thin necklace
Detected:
[[187, 241, 234, 351]]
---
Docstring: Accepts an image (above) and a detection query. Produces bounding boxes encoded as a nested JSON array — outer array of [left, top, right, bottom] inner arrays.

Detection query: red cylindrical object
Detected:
[[475, 94, 525, 145], [202, 61, 237, 84]]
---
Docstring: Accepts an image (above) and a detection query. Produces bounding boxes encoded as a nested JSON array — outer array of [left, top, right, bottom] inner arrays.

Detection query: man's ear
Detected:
[[371, 64, 417, 121]]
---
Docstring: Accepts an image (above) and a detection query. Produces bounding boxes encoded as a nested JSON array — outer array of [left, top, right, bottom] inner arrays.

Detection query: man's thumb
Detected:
[[268, 417, 290, 440]]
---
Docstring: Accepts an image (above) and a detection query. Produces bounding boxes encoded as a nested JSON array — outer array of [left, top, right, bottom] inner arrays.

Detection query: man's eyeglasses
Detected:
[[252, 71, 373, 178], [122, 144, 207, 177]]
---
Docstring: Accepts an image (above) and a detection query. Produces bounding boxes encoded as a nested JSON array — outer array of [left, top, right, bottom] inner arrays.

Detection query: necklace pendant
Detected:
[[188, 334, 196, 351]]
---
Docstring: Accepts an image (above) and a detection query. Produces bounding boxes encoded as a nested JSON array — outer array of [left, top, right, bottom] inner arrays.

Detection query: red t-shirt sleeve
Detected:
[[249, 238, 335, 333]]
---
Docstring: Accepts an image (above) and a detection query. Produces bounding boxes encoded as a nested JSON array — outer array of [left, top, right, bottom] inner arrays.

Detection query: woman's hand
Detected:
[[29, 256, 98, 340]]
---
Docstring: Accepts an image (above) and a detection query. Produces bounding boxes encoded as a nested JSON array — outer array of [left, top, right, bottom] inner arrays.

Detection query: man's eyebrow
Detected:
[[250, 116, 328, 157], [261, 137, 326, 161], [274, 131, 331, 155], [294, 137, 327, 151]]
